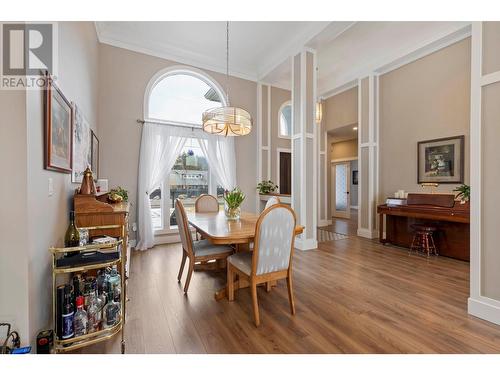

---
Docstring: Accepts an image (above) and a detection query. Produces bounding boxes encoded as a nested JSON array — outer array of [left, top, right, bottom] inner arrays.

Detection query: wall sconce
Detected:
[[315, 101, 323, 125]]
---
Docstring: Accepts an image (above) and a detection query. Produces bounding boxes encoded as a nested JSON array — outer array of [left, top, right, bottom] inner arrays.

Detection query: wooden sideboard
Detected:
[[74, 193, 130, 274], [377, 194, 470, 261]]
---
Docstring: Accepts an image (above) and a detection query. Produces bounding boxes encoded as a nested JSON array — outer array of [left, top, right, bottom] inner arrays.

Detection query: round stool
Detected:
[[409, 224, 438, 257]]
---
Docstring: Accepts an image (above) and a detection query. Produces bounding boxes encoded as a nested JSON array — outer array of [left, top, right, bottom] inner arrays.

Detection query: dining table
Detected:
[[187, 210, 304, 300]]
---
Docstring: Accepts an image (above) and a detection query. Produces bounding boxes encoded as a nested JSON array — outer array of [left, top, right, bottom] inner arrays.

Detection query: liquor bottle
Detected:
[[61, 286, 74, 340], [86, 292, 99, 333], [108, 265, 121, 303], [103, 286, 120, 328], [73, 296, 88, 337], [72, 274, 82, 307], [95, 290, 105, 330], [64, 211, 80, 249]]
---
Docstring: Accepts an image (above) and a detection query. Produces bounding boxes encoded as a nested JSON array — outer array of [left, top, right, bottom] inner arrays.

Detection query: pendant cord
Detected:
[[226, 21, 230, 105]]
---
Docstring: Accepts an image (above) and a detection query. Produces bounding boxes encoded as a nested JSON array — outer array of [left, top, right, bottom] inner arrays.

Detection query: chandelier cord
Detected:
[[226, 21, 230, 105]]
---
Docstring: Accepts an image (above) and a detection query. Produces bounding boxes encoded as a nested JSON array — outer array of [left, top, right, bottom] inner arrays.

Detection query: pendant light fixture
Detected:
[[202, 22, 253, 136]]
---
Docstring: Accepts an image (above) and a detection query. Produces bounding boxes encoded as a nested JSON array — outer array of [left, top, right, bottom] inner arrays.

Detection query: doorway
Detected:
[[331, 162, 351, 219], [277, 149, 292, 195]]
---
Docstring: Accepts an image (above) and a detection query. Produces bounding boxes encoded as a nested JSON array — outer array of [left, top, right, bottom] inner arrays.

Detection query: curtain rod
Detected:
[[136, 119, 200, 131]]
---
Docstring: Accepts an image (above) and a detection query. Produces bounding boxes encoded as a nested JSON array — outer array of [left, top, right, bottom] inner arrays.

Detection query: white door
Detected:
[[331, 162, 351, 219]]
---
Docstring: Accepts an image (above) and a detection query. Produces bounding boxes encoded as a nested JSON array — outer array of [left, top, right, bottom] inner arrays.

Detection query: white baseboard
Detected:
[[295, 237, 318, 251], [357, 228, 379, 239], [129, 239, 136, 249], [318, 219, 332, 226], [468, 297, 500, 326], [351, 206, 359, 210]]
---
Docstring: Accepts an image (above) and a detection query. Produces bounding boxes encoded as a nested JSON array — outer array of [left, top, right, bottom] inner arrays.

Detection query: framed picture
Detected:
[[72, 104, 92, 183], [44, 76, 73, 173], [352, 170, 358, 185], [91, 130, 99, 180], [417, 135, 464, 184]]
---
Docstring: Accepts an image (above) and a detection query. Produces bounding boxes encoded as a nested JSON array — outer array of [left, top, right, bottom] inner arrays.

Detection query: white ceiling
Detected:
[[95, 21, 471, 96], [95, 21, 330, 82]]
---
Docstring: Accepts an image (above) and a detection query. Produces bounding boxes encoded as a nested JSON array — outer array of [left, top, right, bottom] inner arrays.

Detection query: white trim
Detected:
[[267, 85, 272, 180], [98, 35, 258, 83], [295, 237, 318, 251], [312, 50, 318, 243], [331, 157, 358, 163], [367, 74, 375, 233], [480, 71, 500, 87], [277, 100, 292, 139], [357, 228, 378, 239], [276, 147, 292, 193], [360, 142, 376, 148], [468, 297, 500, 326], [357, 78, 363, 233], [261, 146, 270, 151], [318, 219, 332, 227], [256, 82, 263, 210], [469, 22, 482, 305], [306, 133, 314, 139], [143, 65, 228, 120], [351, 205, 359, 210], [322, 80, 358, 100]]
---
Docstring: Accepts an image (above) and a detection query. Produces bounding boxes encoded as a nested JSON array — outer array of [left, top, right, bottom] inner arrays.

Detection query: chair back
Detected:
[[195, 194, 219, 213], [264, 196, 281, 210], [252, 204, 296, 276], [175, 199, 194, 257]]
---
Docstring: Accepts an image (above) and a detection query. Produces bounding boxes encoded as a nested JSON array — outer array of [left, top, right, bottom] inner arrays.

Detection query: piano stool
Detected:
[[409, 224, 438, 257]]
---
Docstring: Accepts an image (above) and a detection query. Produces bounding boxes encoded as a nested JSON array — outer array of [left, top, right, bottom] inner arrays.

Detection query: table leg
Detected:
[[379, 214, 386, 244]]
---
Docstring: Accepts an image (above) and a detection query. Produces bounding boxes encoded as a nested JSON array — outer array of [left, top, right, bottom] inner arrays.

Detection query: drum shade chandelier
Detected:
[[202, 22, 253, 136]]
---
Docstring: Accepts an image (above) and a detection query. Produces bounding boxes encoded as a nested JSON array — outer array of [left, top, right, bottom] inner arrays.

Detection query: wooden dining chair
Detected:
[[194, 194, 219, 240], [175, 198, 233, 294], [264, 196, 280, 210], [227, 204, 297, 326]]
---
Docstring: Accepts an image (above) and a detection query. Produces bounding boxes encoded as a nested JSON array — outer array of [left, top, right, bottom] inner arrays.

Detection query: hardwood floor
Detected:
[[320, 209, 358, 237], [80, 236, 500, 354]]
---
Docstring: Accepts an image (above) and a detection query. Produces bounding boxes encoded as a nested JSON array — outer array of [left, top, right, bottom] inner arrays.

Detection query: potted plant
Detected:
[[453, 184, 470, 204], [224, 188, 245, 220], [257, 180, 278, 195]]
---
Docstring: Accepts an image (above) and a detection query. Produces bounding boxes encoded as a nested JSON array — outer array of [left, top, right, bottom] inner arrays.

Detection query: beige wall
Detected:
[[379, 38, 471, 200], [0, 85, 29, 342], [25, 22, 99, 345], [324, 86, 358, 131], [98, 43, 258, 240], [331, 139, 358, 160], [270, 86, 291, 183]]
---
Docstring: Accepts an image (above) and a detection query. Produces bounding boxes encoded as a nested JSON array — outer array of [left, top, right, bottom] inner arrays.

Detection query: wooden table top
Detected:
[[187, 210, 304, 245]]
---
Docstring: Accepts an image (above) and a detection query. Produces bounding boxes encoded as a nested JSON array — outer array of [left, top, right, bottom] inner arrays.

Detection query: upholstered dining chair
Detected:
[[175, 199, 233, 294], [264, 195, 280, 210], [227, 204, 297, 326], [194, 194, 220, 240]]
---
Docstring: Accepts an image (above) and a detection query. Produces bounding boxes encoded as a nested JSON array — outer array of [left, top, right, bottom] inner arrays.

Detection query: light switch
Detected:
[[48, 177, 54, 196]]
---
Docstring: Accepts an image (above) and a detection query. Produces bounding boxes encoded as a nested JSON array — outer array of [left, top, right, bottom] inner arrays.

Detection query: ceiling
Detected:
[[95, 21, 471, 95], [95, 21, 330, 82], [328, 124, 358, 144]]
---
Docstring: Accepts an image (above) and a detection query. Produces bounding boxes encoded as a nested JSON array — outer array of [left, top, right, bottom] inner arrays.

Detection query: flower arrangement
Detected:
[[108, 186, 128, 203], [257, 180, 278, 194], [224, 188, 245, 220], [453, 184, 470, 204]]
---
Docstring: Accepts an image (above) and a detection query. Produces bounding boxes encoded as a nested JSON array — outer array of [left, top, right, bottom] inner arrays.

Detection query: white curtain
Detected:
[[199, 136, 237, 190], [136, 123, 186, 250]]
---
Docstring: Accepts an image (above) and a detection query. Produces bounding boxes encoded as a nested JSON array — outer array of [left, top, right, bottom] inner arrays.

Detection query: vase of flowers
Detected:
[[453, 184, 470, 204], [224, 188, 245, 220]]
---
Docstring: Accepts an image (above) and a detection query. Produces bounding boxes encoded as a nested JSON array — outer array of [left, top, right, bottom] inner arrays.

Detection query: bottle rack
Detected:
[[50, 224, 127, 354]]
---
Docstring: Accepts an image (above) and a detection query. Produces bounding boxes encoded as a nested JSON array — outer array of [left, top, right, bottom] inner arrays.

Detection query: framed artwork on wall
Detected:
[[72, 104, 92, 183], [44, 76, 73, 173], [417, 135, 464, 184], [352, 170, 358, 185], [91, 130, 99, 180]]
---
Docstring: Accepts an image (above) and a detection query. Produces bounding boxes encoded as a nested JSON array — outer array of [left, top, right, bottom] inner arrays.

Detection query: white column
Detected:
[[357, 75, 379, 239], [291, 50, 318, 250]]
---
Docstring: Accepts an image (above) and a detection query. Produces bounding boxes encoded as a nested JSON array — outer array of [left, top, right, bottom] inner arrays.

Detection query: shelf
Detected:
[[50, 239, 123, 254], [54, 320, 122, 353], [53, 257, 122, 274]]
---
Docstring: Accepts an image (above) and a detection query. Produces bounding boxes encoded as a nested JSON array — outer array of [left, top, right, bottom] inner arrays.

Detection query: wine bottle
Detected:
[[64, 211, 80, 256]]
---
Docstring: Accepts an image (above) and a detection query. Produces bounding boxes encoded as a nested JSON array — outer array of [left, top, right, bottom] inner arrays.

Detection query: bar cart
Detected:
[[50, 224, 126, 354]]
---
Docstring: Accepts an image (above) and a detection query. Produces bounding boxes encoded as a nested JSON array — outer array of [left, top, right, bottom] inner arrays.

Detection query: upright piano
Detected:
[[377, 193, 470, 261]]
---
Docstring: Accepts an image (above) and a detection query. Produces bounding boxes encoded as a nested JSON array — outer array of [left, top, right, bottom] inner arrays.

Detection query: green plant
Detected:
[[224, 188, 245, 209], [109, 186, 129, 202], [256, 180, 278, 194], [453, 184, 470, 202]]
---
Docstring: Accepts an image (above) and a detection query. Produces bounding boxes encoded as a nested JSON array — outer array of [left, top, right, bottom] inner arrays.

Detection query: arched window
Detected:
[[145, 66, 227, 126], [142, 67, 229, 233], [278, 101, 292, 138]]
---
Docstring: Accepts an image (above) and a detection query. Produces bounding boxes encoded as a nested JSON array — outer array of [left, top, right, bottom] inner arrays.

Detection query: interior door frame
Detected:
[[331, 160, 352, 219]]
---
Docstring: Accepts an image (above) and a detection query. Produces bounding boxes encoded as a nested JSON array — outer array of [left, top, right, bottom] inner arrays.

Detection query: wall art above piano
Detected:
[[417, 135, 464, 184]]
